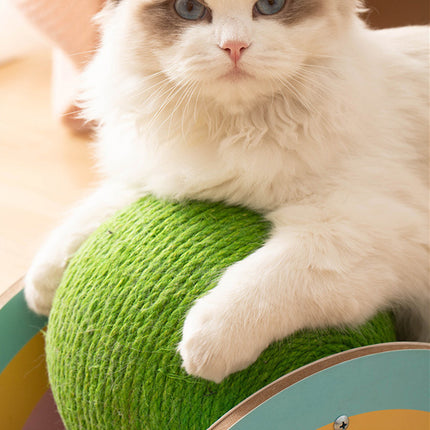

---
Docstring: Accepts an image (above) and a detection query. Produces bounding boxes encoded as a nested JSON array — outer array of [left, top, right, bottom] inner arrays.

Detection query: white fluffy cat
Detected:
[[25, 0, 429, 382]]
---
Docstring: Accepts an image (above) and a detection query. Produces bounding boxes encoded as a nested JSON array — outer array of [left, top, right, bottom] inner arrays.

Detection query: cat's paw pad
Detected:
[[24, 259, 66, 316], [178, 297, 259, 383]]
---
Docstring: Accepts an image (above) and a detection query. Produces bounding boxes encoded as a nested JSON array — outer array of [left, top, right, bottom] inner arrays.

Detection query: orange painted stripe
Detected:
[[0, 330, 49, 430], [318, 409, 430, 430]]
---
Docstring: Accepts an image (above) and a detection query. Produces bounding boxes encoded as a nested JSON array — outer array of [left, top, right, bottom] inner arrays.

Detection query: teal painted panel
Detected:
[[232, 349, 430, 430], [0, 290, 48, 373]]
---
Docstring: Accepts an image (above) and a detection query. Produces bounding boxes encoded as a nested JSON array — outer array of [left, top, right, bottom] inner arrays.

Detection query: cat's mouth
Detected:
[[219, 67, 252, 82]]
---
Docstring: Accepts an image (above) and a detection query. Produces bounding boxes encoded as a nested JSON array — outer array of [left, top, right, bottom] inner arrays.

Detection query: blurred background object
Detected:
[[0, 0, 48, 64], [10, 0, 104, 132], [366, 0, 429, 29]]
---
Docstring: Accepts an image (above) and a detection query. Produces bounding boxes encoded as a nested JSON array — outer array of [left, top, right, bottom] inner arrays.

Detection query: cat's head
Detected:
[[86, 0, 365, 118]]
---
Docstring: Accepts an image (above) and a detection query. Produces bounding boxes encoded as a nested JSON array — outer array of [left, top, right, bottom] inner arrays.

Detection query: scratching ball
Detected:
[[46, 196, 396, 429]]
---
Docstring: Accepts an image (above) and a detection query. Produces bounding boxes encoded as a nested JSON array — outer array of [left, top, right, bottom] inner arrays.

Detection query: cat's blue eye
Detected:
[[254, 0, 286, 16], [174, 0, 207, 21]]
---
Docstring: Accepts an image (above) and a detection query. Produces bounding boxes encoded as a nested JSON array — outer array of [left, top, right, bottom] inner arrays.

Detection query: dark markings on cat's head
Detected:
[[141, 0, 211, 47], [270, 0, 325, 25], [140, 0, 324, 49]]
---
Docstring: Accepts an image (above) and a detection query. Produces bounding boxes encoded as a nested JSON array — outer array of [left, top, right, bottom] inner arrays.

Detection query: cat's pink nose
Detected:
[[220, 40, 249, 64]]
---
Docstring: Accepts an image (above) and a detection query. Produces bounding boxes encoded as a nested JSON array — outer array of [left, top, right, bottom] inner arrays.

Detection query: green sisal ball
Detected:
[[46, 196, 396, 429]]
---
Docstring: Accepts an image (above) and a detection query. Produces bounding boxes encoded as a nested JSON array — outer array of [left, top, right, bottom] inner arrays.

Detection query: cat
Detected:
[[25, 0, 429, 383]]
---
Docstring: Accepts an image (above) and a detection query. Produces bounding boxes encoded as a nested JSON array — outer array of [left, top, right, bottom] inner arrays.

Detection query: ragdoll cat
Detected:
[[25, 0, 429, 382]]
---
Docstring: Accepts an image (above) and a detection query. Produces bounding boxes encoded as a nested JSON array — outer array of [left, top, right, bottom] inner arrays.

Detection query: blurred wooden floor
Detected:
[[0, 50, 96, 303]]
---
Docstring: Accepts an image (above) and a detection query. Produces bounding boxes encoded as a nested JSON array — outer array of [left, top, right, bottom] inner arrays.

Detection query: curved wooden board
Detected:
[[209, 342, 430, 430]]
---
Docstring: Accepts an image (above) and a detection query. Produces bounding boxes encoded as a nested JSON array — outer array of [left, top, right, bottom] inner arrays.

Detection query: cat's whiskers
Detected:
[[192, 86, 202, 124], [146, 89, 180, 131], [290, 70, 329, 101], [300, 63, 340, 75], [146, 77, 191, 134], [271, 71, 336, 136], [297, 63, 339, 80], [272, 73, 319, 117], [128, 67, 181, 102], [165, 81, 198, 138], [293, 68, 341, 101], [180, 82, 201, 139], [133, 75, 173, 100], [285, 72, 335, 131], [144, 86, 179, 131], [69, 49, 99, 59], [171, 82, 200, 139], [147, 76, 186, 111], [304, 52, 354, 61], [291, 68, 338, 112]]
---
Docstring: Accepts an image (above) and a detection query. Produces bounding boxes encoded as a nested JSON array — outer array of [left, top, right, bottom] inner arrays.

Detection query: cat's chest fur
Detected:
[[98, 98, 343, 212]]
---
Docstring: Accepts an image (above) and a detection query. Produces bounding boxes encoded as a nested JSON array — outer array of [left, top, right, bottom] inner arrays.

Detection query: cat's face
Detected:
[[97, 0, 359, 113]]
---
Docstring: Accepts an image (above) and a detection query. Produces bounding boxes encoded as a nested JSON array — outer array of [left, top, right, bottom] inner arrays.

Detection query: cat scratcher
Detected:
[[44, 196, 405, 429], [0, 292, 430, 430], [209, 343, 430, 429], [1, 294, 428, 430]]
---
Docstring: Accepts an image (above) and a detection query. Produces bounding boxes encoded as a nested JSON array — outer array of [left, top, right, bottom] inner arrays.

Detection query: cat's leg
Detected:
[[24, 182, 145, 316], [179, 203, 429, 382]]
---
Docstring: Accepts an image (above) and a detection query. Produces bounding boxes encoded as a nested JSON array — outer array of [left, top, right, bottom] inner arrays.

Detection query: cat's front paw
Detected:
[[24, 253, 67, 316], [178, 294, 263, 383]]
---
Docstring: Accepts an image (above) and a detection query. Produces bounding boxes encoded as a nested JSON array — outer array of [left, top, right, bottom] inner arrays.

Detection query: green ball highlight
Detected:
[[46, 196, 396, 429]]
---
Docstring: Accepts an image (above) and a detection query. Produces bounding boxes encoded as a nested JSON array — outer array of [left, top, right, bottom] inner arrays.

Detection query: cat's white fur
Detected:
[[25, 0, 429, 382]]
